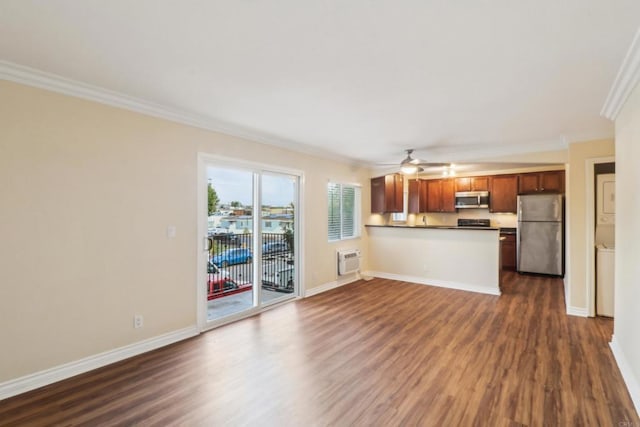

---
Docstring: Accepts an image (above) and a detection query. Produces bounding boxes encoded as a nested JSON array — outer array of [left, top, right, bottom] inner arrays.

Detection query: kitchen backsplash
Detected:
[[407, 210, 517, 228]]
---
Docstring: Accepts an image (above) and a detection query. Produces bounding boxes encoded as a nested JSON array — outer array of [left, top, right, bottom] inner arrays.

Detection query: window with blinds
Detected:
[[328, 183, 361, 241]]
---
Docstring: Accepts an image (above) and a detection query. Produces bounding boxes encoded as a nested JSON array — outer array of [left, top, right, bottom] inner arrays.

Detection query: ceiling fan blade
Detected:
[[415, 162, 450, 167]]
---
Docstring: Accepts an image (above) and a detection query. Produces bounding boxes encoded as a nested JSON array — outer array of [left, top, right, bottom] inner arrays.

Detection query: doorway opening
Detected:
[[585, 157, 615, 318]]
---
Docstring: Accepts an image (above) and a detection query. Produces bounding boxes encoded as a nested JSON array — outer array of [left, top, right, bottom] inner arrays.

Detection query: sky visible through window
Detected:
[[207, 167, 295, 206]]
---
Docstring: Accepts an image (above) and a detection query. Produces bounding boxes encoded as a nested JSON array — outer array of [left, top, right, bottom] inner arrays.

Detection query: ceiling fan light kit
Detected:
[[400, 164, 421, 174], [442, 164, 456, 177]]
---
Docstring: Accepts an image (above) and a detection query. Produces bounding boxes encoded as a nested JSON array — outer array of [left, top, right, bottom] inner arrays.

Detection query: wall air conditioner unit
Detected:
[[337, 249, 361, 276]]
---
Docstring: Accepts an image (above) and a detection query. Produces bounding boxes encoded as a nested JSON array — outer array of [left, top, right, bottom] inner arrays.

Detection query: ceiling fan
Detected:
[[396, 149, 450, 175], [380, 148, 555, 176]]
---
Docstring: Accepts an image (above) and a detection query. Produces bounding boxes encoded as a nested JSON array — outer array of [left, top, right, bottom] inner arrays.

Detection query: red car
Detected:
[[207, 262, 252, 301]]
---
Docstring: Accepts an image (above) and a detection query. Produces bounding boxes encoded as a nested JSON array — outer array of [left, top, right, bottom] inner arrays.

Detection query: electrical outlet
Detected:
[[134, 314, 143, 329]]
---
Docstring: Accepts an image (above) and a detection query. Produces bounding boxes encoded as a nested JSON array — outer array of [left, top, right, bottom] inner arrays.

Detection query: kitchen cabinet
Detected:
[[371, 174, 403, 213], [518, 170, 565, 194], [490, 174, 519, 213], [500, 233, 517, 271], [426, 179, 456, 212], [455, 176, 490, 192], [408, 179, 428, 213]]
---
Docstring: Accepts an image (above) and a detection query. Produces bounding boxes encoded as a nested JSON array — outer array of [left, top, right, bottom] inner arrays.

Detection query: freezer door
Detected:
[[517, 222, 563, 275], [518, 194, 563, 222]]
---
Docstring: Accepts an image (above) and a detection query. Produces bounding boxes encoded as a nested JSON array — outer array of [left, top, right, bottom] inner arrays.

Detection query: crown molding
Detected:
[[602, 28, 640, 120], [0, 60, 357, 166]]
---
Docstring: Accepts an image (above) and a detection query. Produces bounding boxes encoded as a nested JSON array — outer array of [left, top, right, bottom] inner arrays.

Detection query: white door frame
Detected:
[[585, 156, 615, 317], [196, 153, 304, 331]]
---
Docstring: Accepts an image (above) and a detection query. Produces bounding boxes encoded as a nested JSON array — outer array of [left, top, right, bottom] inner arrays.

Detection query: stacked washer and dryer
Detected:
[[595, 173, 615, 317]]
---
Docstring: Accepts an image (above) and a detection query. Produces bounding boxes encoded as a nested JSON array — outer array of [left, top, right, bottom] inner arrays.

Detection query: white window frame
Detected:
[[328, 182, 361, 242]]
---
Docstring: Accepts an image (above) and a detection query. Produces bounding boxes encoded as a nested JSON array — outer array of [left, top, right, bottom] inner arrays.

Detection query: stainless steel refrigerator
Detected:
[[517, 194, 564, 276]]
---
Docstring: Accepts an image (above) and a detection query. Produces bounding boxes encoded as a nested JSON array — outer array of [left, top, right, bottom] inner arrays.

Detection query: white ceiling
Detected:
[[0, 1, 638, 167]]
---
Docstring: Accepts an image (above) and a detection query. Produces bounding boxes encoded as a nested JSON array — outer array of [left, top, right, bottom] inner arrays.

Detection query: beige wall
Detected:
[[566, 139, 615, 310], [613, 81, 640, 406], [0, 81, 370, 383]]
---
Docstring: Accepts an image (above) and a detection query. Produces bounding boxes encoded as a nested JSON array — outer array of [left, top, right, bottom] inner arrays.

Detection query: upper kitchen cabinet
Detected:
[[455, 176, 490, 192], [490, 174, 518, 213], [426, 179, 456, 213], [408, 179, 427, 213], [518, 170, 565, 194], [371, 174, 404, 213]]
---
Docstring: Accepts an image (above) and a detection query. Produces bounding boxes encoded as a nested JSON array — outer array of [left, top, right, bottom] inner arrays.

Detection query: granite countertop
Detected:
[[365, 224, 500, 231], [499, 227, 517, 234]]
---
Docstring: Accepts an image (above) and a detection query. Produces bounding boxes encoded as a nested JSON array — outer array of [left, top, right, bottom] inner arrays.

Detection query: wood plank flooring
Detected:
[[1, 272, 638, 426]]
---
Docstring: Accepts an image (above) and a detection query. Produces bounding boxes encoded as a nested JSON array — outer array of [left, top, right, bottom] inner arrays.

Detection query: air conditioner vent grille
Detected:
[[337, 249, 361, 275]]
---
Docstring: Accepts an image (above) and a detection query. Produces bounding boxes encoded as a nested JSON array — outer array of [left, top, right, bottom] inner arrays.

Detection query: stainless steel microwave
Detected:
[[455, 191, 490, 209]]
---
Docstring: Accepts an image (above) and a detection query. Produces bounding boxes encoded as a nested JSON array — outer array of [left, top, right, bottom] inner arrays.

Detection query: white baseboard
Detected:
[[610, 335, 640, 417], [363, 271, 501, 296], [304, 273, 360, 297], [566, 306, 589, 317], [0, 325, 199, 401]]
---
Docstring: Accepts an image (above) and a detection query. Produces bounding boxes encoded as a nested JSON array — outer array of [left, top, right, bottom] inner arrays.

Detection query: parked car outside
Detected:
[[212, 248, 252, 267], [206, 260, 252, 300], [210, 232, 239, 244], [208, 227, 228, 235], [207, 261, 231, 277], [262, 242, 289, 256], [262, 264, 294, 293]]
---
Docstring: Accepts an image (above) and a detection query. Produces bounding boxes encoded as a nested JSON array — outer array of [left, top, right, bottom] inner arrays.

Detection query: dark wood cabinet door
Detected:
[[490, 175, 518, 213], [501, 234, 517, 270], [539, 170, 564, 193], [441, 179, 456, 212], [408, 179, 428, 213], [455, 176, 490, 192], [518, 173, 540, 194], [370, 176, 385, 213], [455, 177, 471, 192], [519, 170, 565, 194], [371, 174, 403, 213], [408, 179, 420, 213], [471, 176, 490, 191], [420, 180, 428, 212], [390, 174, 404, 212], [426, 180, 442, 212], [384, 175, 396, 211]]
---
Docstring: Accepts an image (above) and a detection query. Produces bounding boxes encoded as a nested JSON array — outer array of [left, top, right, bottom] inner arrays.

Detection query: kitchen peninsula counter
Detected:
[[365, 224, 501, 295], [365, 224, 499, 230]]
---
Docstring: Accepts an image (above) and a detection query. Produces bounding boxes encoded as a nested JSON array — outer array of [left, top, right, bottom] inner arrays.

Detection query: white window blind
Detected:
[[328, 183, 360, 241]]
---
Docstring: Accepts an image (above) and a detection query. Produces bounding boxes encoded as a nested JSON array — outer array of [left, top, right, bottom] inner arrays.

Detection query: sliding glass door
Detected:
[[260, 172, 297, 305], [198, 155, 300, 330], [205, 167, 255, 322]]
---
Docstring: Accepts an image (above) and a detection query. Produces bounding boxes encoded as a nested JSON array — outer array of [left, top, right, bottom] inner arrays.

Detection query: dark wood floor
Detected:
[[1, 272, 638, 426]]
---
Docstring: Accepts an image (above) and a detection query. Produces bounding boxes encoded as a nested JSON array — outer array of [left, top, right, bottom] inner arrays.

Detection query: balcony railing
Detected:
[[207, 232, 294, 300]]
